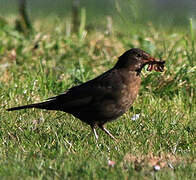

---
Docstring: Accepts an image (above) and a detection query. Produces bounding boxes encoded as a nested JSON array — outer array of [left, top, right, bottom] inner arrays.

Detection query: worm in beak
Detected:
[[143, 57, 165, 72]]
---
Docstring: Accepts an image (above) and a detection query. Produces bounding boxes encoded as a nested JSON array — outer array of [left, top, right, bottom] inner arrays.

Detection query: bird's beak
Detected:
[[142, 57, 165, 72], [142, 57, 157, 63]]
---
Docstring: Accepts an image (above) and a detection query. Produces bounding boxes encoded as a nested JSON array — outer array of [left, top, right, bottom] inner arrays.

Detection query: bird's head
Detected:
[[114, 48, 165, 73]]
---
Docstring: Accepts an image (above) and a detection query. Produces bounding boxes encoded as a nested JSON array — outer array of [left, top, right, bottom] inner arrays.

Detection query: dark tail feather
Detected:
[[7, 99, 58, 111]]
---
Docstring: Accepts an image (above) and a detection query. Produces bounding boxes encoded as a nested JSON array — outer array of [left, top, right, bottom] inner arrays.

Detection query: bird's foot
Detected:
[[99, 125, 117, 141], [91, 125, 99, 141]]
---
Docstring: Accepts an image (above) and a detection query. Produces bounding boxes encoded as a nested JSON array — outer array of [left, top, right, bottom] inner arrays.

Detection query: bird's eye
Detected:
[[137, 53, 142, 58]]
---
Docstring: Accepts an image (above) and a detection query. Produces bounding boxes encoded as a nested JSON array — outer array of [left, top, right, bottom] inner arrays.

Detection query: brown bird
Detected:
[[7, 48, 165, 140]]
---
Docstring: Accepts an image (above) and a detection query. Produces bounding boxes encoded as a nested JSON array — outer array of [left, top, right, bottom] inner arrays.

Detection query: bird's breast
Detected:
[[117, 71, 141, 111]]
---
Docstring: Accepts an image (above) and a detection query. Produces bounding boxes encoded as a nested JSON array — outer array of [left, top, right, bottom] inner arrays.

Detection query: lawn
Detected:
[[0, 15, 195, 179]]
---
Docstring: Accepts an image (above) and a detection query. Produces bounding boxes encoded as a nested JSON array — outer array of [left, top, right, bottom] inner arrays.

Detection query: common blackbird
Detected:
[[7, 48, 165, 140]]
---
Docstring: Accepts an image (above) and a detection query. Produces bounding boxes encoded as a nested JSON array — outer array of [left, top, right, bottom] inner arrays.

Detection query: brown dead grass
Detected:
[[0, 69, 11, 83], [123, 153, 196, 170]]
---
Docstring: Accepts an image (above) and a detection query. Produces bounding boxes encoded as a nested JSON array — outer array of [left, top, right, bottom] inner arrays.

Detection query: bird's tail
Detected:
[[7, 99, 58, 111]]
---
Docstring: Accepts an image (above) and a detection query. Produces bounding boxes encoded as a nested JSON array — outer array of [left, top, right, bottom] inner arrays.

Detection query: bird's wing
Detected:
[[48, 68, 122, 109]]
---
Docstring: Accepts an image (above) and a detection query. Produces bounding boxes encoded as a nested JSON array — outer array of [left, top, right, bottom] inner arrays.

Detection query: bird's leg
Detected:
[[91, 125, 99, 140], [98, 124, 117, 141]]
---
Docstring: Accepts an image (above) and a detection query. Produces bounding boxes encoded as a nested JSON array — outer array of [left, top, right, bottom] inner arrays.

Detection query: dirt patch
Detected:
[[123, 153, 195, 171]]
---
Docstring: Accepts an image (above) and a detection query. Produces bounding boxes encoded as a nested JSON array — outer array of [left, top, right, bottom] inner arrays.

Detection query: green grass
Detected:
[[0, 16, 196, 179]]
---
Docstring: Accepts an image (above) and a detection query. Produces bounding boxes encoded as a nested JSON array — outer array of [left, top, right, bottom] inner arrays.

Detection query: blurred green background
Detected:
[[1, 0, 196, 27]]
